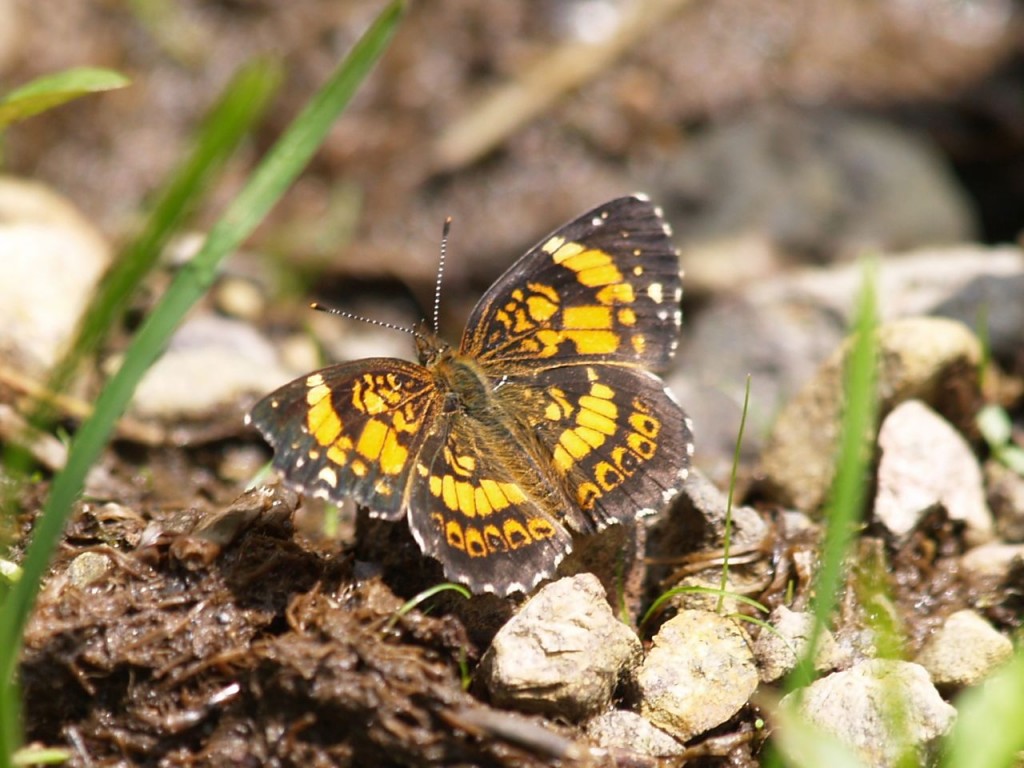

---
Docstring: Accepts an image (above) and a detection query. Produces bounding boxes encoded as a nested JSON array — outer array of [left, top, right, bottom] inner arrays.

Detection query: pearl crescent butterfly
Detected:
[[247, 195, 694, 595]]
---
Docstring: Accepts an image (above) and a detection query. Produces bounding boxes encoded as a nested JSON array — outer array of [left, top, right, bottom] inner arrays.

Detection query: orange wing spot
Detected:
[[445, 520, 466, 550], [617, 307, 637, 326], [576, 406, 618, 436], [378, 429, 408, 475], [627, 432, 657, 460], [527, 281, 560, 302], [464, 526, 487, 557], [483, 524, 507, 552], [360, 387, 386, 414], [307, 394, 342, 447], [451, 452, 476, 476], [579, 393, 617, 420], [327, 445, 347, 468], [456, 480, 476, 516], [350, 459, 368, 477], [503, 519, 531, 548], [479, 478, 509, 511], [499, 481, 527, 505], [631, 334, 647, 355], [596, 283, 635, 305], [544, 387, 574, 420], [559, 429, 592, 460], [474, 487, 493, 516], [552, 445, 573, 474], [558, 246, 610, 272], [562, 305, 612, 330], [429, 475, 442, 497], [356, 418, 386, 458], [591, 382, 615, 400], [629, 410, 661, 438], [527, 517, 556, 540], [512, 308, 536, 334], [574, 425, 607, 449], [442, 474, 458, 511], [577, 482, 601, 511], [565, 330, 619, 354], [576, 264, 623, 288], [527, 294, 559, 322], [595, 461, 624, 491], [612, 446, 640, 475], [549, 240, 585, 263]]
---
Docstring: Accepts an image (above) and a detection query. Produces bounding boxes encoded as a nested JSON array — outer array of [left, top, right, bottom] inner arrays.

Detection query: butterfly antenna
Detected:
[[430, 216, 452, 334], [309, 302, 418, 337]]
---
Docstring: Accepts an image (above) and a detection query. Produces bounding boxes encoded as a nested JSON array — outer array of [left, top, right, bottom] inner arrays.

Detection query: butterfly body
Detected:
[[248, 195, 694, 595]]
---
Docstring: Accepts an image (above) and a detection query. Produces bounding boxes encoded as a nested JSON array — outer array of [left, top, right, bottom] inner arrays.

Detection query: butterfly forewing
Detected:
[[247, 358, 441, 520], [460, 195, 683, 374]]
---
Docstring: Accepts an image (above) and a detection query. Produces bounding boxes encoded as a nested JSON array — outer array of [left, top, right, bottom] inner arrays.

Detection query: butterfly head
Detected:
[[413, 320, 451, 367]]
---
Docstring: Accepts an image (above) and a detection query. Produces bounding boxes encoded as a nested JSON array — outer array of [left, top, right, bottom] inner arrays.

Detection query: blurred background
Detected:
[[2, 0, 1022, 476]]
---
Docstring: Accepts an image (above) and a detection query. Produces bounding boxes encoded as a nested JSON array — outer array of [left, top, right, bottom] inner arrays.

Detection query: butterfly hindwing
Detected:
[[404, 410, 577, 594], [495, 363, 693, 530]]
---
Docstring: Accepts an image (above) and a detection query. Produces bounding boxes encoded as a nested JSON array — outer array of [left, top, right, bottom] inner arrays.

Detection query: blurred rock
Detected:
[[961, 542, 1024, 581], [583, 710, 684, 758], [0, 176, 112, 375], [479, 574, 642, 721], [657, 108, 975, 271], [753, 606, 847, 683], [915, 609, 1012, 688], [637, 610, 757, 742], [985, 460, 1024, 543], [782, 659, 956, 768], [758, 317, 982, 513], [129, 313, 295, 420], [874, 400, 992, 545], [646, 469, 774, 614]]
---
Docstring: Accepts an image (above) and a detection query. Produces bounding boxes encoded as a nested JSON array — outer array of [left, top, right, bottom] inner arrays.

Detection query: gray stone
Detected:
[[960, 542, 1024, 581], [584, 710, 684, 757], [782, 659, 956, 768], [874, 400, 992, 544], [759, 317, 982, 513], [753, 606, 847, 683], [480, 574, 642, 720], [131, 314, 295, 419], [916, 610, 1013, 688], [0, 176, 112, 376], [637, 610, 758, 741], [986, 460, 1024, 543]]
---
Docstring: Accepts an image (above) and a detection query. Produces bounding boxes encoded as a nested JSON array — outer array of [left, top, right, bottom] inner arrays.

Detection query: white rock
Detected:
[[874, 400, 992, 544], [961, 542, 1024, 580], [637, 610, 758, 742], [782, 659, 956, 768], [130, 314, 295, 419], [916, 609, 1012, 687], [480, 574, 642, 720], [753, 606, 847, 683], [0, 177, 112, 374], [584, 710, 684, 757]]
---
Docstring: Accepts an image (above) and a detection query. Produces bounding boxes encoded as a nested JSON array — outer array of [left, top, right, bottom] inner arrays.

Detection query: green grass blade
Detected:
[[0, 67, 130, 129], [0, 2, 404, 760], [944, 649, 1024, 768], [42, 58, 281, 408], [787, 262, 879, 691]]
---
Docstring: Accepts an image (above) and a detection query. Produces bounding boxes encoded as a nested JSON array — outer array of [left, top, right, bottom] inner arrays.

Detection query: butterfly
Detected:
[[247, 195, 693, 596]]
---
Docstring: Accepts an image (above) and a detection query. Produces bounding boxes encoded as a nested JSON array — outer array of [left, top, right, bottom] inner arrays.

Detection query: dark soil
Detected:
[[4, 1, 1024, 765]]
